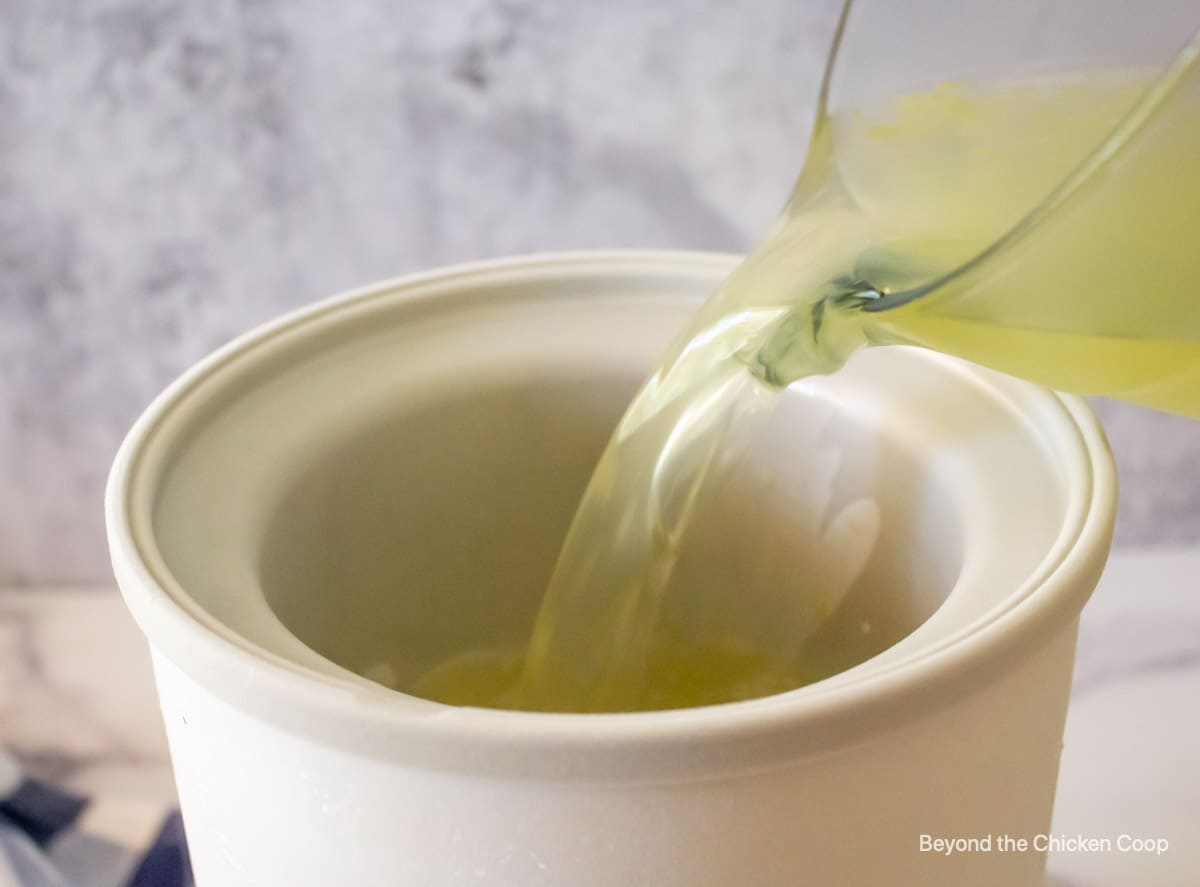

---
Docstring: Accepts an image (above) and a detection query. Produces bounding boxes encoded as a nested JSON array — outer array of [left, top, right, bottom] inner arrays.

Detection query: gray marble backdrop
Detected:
[[2, 0, 1198, 586]]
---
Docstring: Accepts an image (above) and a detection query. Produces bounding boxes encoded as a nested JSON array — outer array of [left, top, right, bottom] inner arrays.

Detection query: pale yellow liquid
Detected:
[[823, 63, 1200, 416], [409, 65, 1200, 712], [411, 635, 811, 713]]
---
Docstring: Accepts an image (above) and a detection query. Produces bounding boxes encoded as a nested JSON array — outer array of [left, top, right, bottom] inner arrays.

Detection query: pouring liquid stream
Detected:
[[410, 59, 1200, 712]]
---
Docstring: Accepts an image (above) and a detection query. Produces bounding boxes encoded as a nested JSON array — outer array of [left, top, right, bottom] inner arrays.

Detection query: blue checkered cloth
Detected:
[[0, 751, 192, 887]]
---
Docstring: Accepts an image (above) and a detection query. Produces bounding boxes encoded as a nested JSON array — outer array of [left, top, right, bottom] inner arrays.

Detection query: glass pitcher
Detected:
[[787, 0, 1200, 416]]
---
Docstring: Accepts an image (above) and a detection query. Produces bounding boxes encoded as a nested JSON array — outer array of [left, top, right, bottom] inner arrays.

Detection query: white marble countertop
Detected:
[[2, 549, 1197, 885]]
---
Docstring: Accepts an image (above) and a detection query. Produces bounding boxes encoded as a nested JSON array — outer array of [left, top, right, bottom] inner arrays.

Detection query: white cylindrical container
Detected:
[[107, 251, 1115, 887]]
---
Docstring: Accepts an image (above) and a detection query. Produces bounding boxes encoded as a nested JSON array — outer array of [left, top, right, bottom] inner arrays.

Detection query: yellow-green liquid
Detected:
[[848, 68, 1200, 416], [411, 633, 812, 713], [409, 66, 1200, 712]]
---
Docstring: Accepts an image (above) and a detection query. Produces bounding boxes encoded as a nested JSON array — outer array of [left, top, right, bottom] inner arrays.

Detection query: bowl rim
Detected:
[[105, 249, 1116, 781]]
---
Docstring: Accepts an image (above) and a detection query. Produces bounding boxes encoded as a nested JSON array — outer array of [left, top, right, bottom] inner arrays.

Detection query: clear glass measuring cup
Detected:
[[788, 0, 1200, 416]]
